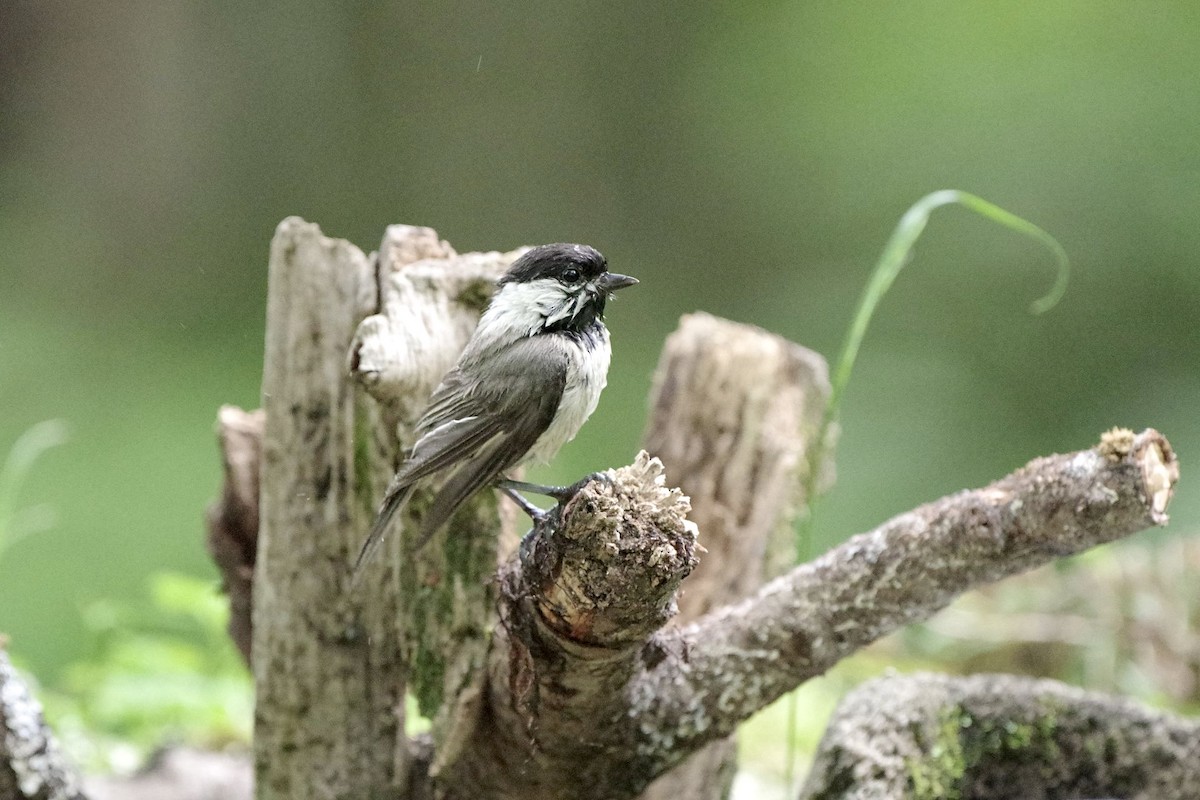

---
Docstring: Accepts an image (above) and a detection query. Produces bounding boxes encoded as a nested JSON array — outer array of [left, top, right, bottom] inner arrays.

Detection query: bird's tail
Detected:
[[351, 483, 414, 583]]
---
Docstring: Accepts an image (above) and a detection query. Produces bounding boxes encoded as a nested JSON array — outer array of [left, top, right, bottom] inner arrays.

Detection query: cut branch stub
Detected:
[[526, 456, 698, 647], [443, 454, 696, 800]]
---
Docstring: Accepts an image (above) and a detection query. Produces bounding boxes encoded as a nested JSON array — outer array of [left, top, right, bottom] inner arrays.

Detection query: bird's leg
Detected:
[[498, 478, 572, 502], [497, 473, 615, 531], [498, 473, 612, 503], [496, 482, 550, 523]]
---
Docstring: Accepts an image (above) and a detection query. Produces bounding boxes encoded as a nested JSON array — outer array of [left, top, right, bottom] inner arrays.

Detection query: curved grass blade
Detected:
[[785, 191, 1068, 796], [797, 190, 1068, 561], [0, 419, 69, 559]]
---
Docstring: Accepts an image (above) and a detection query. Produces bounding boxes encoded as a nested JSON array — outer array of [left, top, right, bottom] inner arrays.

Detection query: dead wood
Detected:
[[799, 672, 1200, 800]]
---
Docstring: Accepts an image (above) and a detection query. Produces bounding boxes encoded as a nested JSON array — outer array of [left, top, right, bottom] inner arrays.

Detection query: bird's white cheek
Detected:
[[543, 290, 586, 326], [469, 282, 556, 350]]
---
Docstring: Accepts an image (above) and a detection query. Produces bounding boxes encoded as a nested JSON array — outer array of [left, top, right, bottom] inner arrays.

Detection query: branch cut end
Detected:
[[598, 451, 697, 543], [1132, 429, 1178, 521], [527, 452, 698, 647], [1099, 428, 1178, 523]]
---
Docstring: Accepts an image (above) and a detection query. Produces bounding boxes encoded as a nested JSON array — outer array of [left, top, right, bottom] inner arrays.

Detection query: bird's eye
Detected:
[[562, 268, 581, 283]]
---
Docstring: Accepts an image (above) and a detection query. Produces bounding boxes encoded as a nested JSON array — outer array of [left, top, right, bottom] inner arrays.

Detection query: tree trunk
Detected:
[[637, 312, 832, 800], [252, 218, 405, 798], [252, 219, 524, 797]]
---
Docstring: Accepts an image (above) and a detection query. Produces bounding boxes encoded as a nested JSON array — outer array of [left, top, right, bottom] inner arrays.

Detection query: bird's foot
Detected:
[[497, 473, 614, 529], [497, 484, 551, 525], [499, 473, 611, 504]]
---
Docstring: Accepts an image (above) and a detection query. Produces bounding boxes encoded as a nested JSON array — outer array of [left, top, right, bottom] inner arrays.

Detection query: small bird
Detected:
[[353, 243, 637, 574]]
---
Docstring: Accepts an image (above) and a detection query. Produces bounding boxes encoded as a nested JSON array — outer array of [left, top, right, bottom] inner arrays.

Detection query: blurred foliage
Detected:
[[738, 534, 1200, 797], [3, 0, 1198, 680], [896, 532, 1200, 712], [737, 643, 936, 797], [35, 572, 251, 774]]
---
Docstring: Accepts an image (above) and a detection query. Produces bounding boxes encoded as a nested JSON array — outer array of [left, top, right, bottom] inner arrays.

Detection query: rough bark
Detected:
[[799, 672, 1200, 800], [0, 646, 87, 800], [252, 218, 523, 798], [205, 406, 263, 665], [638, 313, 832, 800]]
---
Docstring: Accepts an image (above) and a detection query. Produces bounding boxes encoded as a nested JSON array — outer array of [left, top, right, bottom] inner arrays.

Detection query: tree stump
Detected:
[[208, 219, 1180, 800]]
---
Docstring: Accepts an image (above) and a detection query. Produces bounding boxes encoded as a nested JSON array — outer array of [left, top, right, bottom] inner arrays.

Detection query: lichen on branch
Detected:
[[799, 672, 1200, 800]]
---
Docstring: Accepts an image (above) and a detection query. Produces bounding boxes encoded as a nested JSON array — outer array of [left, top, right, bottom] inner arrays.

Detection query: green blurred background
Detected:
[[1, 0, 1197, 711]]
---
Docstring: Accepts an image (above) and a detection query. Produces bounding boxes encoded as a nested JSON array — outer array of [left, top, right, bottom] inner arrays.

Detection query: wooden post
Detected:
[[637, 313, 831, 800], [253, 218, 523, 797], [253, 217, 405, 798]]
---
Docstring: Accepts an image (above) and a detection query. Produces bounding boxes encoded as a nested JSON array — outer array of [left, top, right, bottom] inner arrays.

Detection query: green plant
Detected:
[[40, 572, 252, 773], [797, 189, 1068, 561], [781, 191, 1069, 795], [0, 419, 69, 560]]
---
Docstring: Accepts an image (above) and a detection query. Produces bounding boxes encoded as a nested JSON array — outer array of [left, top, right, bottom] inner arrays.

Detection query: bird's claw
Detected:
[[553, 471, 612, 502], [496, 471, 613, 526]]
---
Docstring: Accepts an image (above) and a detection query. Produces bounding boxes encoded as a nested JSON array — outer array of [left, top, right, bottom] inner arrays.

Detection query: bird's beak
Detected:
[[598, 272, 639, 292]]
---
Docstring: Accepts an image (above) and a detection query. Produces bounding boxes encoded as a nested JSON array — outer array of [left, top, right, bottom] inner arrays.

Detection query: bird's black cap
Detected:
[[498, 243, 607, 285]]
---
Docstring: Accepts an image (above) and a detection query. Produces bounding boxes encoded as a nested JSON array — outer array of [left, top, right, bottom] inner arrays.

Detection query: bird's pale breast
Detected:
[[525, 326, 611, 465]]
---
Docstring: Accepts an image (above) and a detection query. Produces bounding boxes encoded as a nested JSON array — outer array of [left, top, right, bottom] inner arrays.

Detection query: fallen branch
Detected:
[[0, 646, 87, 800], [550, 428, 1173, 796], [798, 672, 1200, 799]]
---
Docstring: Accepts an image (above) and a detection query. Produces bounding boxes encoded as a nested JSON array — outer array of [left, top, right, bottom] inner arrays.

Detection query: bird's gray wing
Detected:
[[352, 481, 418, 578], [412, 338, 571, 545], [352, 336, 569, 573], [414, 367, 479, 440]]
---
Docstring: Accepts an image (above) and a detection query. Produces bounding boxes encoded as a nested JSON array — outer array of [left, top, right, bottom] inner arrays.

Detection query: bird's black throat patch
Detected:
[[545, 317, 606, 349]]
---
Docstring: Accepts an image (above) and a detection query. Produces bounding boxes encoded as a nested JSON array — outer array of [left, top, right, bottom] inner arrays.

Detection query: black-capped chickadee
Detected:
[[353, 243, 637, 574]]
